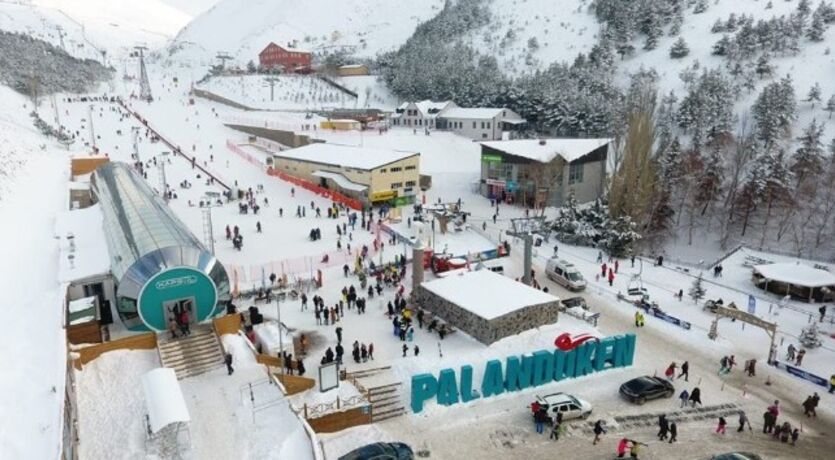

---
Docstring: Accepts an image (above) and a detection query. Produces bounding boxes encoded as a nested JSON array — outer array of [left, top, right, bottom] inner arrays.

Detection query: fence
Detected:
[[265, 167, 364, 211], [222, 115, 317, 133], [118, 101, 232, 191], [225, 140, 266, 170]]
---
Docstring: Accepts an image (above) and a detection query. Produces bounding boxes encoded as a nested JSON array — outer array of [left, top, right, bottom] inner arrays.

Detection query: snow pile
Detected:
[[74, 350, 161, 459], [221, 332, 258, 368]]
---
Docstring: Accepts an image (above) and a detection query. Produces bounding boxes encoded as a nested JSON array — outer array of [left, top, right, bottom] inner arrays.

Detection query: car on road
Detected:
[[710, 453, 763, 460], [545, 258, 587, 291], [339, 442, 413, 460], [532, 392, 593, 423], [619, 376, 674, 405]]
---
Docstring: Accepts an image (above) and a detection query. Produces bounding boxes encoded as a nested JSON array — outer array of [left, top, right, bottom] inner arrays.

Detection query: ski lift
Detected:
[[626, 275, 649, 301]]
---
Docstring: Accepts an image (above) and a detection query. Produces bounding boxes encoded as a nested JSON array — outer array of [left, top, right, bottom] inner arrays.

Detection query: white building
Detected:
[[390, 100, 526, 140], [390, 100, 457, 128]]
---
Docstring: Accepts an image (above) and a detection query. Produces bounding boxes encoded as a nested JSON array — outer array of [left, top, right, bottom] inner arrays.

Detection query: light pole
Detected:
[[157, 151, 170, 202], [275, 292, 287, 376]]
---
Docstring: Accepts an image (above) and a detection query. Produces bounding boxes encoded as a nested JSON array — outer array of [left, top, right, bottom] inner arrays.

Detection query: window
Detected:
[[389, 167, 402, 172], [405, 165, 416, 170], [482, 133, 488, 139], [391, 182, 403, 188], [380, 168, 387, 173], [487, 122, 491, 129], [568, 163, 584, 184], [472, 121, 477, 129], [481, 122, 485, 129], [405, 180, 416, 187]]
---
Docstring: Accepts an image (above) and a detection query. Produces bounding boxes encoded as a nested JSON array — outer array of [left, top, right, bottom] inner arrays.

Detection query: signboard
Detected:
[[410, 334, 636, 413], [747, 295, 756, 314], [770, 360, 828, 387], [371, 190, 397, 202], [318, 362, 339, 392], [482, 154, 503, 163], [485, 178, 506, 187], [714, 306, 776, 332]]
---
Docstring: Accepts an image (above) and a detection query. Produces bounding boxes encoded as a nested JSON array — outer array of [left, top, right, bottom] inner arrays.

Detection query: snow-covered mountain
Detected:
[[167, 0, 445, 65]]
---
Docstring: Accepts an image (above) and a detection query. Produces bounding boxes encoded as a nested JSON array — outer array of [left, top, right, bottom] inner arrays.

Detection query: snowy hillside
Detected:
[[616, 0, 835, 141], [168, 0, 444, 65], [462, 0, 599, 76]]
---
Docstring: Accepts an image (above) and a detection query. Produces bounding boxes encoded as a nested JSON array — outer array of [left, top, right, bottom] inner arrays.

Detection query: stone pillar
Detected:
[[413, 241, 425, 289]]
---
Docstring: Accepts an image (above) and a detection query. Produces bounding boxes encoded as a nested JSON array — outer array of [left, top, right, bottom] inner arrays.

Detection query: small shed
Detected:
[[320, 119, 361, 131], [142, 368, 191, 452], [415, 270, 560, 345], [752, 263, 835, 302]]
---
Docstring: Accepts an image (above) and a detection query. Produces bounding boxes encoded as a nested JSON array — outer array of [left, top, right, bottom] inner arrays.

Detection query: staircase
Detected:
[[368, 382, 406, 422], [157, 324, 225, 380]]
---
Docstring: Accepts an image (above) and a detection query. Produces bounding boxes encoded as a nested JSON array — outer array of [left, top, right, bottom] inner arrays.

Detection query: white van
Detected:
[[545, 258, 586, 291]]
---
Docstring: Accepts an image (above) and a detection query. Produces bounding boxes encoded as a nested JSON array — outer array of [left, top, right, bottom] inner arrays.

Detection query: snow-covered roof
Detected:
[[440, 107, 504, 120], [274, 143, 418, 170], [261, 41, 311, 54], [54, 204, 111, 283], [753, 263, 835, 288], [312, 170, 368, 191], [421, 270, 558, 320], [141, 368, 190, 434], [339, 64, 367, 69], [481, 138, 611, 163], [69, 181, 90, 190]]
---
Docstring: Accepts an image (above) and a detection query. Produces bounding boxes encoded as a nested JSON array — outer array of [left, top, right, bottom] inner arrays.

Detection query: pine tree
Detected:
[[791, 119, 825, 187], [825, 94, 835, 118], [807, 11, 826, 41], [694, 0, 709, 15], [642, 5, 663, 50], [817, 1, 835, 24], [753, 76, 797, 147], [689, 274, 707, 303], [755, 54, 773, 79], [712, 35, 733, 56], [694, 143, 725, 215], [711, 18, 725, 33], [807, 82, 822, 107], [669, 37, 690, 58]]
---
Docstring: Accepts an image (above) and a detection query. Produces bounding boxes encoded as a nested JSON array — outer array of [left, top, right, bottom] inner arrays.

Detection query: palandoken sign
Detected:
[[410, 333, 636, 413]]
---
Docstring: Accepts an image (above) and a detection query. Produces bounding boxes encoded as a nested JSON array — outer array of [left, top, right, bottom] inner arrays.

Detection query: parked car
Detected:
[[619, 376, 674, 405], [545, 258, 587, 291], [710, 453, 763, 460], [532, 392, 593, 423], [339, 442, 414, 460]]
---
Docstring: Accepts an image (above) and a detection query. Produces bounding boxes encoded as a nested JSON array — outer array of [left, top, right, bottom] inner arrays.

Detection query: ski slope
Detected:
[[169, 0, 445, 64]]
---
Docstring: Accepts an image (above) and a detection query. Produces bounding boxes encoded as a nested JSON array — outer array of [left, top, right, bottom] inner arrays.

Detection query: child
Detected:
[[716, 416, 727, 435]]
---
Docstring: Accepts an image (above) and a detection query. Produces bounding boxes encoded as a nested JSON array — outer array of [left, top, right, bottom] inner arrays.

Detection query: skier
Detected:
[[592, 419, 606, 445], [224, 353, 234, 375], [688, 387, 702, 407], [657, 414, 669, 440], [716, 416, 727, 435], [668, 422, 677, 443], [737, 410, 749, 432], [678, 361, 690, 381]]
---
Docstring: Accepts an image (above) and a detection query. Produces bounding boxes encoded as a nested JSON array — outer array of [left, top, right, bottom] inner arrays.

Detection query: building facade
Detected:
[[258, 42, 312, 72], [436, 107, 525, 140], [270, 144, 421, 206], [390, 100, 457, 128], [479, 138, 609, 208], [337, 64, 370, 76]]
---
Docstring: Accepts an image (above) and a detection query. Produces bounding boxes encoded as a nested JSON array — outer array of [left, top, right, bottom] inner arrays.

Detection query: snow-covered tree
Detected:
[[807, 82, 822, 107], [694, 143, 725, 215], [791, 119, 825, 187], [807, 11, 827, 41], [752, 76, 797, 147], [676, 68, 736, 150], [669, 37, 690, 58], [527, 36, 540, 51], [694, 0, 709, 15], [712, 35, 733, 56], [689, 274, 706, 303], [825, 94, 835, 118], [816, 1, 835, 24], [755, 54, 773, 79], [642, 5, 663, 50]]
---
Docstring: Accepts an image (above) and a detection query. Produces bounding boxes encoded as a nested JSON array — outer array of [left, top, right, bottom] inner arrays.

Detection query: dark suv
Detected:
[[619, 376, 674, 405], [339, 442, 414, 460]]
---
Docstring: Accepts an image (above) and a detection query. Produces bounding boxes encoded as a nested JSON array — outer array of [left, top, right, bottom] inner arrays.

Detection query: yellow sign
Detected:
[[371, 190, 397, 202]]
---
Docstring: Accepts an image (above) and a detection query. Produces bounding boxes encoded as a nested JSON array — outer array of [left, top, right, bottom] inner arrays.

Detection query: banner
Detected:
[[770, 360, 828, 387], [651, 310, 691, 330]]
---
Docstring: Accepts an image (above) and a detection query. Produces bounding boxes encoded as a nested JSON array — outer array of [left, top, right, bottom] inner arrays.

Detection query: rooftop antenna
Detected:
[[134, 45, 153, 102]]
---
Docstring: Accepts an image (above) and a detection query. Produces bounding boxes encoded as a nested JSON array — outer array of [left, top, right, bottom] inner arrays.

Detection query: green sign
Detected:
[[482, 154, 503, 163], [137, 267, 218, 331]]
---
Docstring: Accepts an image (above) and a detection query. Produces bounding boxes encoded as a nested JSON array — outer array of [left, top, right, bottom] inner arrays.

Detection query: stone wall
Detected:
[[415, 286, 559, 345]]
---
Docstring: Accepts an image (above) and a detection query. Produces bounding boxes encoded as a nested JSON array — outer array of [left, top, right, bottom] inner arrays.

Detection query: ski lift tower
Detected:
[[216, 52, 233, 70], [507, 216, 550, 286], [263, 77, 280, 102], [134, 45, 153, 102]]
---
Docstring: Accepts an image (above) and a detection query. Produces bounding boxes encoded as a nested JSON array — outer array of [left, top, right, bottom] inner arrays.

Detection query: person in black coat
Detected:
[[668, 422, 678, 443], [689, 387, 702, 407]]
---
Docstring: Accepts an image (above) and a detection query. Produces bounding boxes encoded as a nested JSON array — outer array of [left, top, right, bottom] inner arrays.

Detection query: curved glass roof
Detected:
[[90, 162, 208, 282]]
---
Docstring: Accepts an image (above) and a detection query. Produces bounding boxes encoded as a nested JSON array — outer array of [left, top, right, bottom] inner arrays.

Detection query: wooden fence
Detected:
[[72, 332, 157, 369]]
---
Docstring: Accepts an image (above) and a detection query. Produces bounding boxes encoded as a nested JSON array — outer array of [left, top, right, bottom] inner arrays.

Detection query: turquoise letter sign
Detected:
[[436, 369, 459, 406], [532, 350, 554, 387], [411, 373, 438, 414], [505, 354, 534, 392], [460, 365, 478, 402], [481, 359, 505, 398]]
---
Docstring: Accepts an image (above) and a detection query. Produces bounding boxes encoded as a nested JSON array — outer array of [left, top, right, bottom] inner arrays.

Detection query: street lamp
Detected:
[[157, 151, 170, 202]]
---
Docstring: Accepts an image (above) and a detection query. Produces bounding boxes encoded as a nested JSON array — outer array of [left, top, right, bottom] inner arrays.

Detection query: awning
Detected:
[[142, 368, 190, 434], [312, 170, 368, 192]]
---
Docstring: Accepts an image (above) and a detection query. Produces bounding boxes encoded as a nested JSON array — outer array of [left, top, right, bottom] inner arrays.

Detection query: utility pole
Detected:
[[56, 26, 66, 51], [134, 45, 152, 102], [88, 104, 96, 150], [158, 151, 170, 201]]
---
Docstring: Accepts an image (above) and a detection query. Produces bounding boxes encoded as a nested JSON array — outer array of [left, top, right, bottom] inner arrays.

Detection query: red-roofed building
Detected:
[[258, 42, 311, 72]]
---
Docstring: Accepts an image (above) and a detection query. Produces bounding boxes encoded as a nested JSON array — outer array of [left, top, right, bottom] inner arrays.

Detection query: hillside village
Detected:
[[1, 1, 835, 460]]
